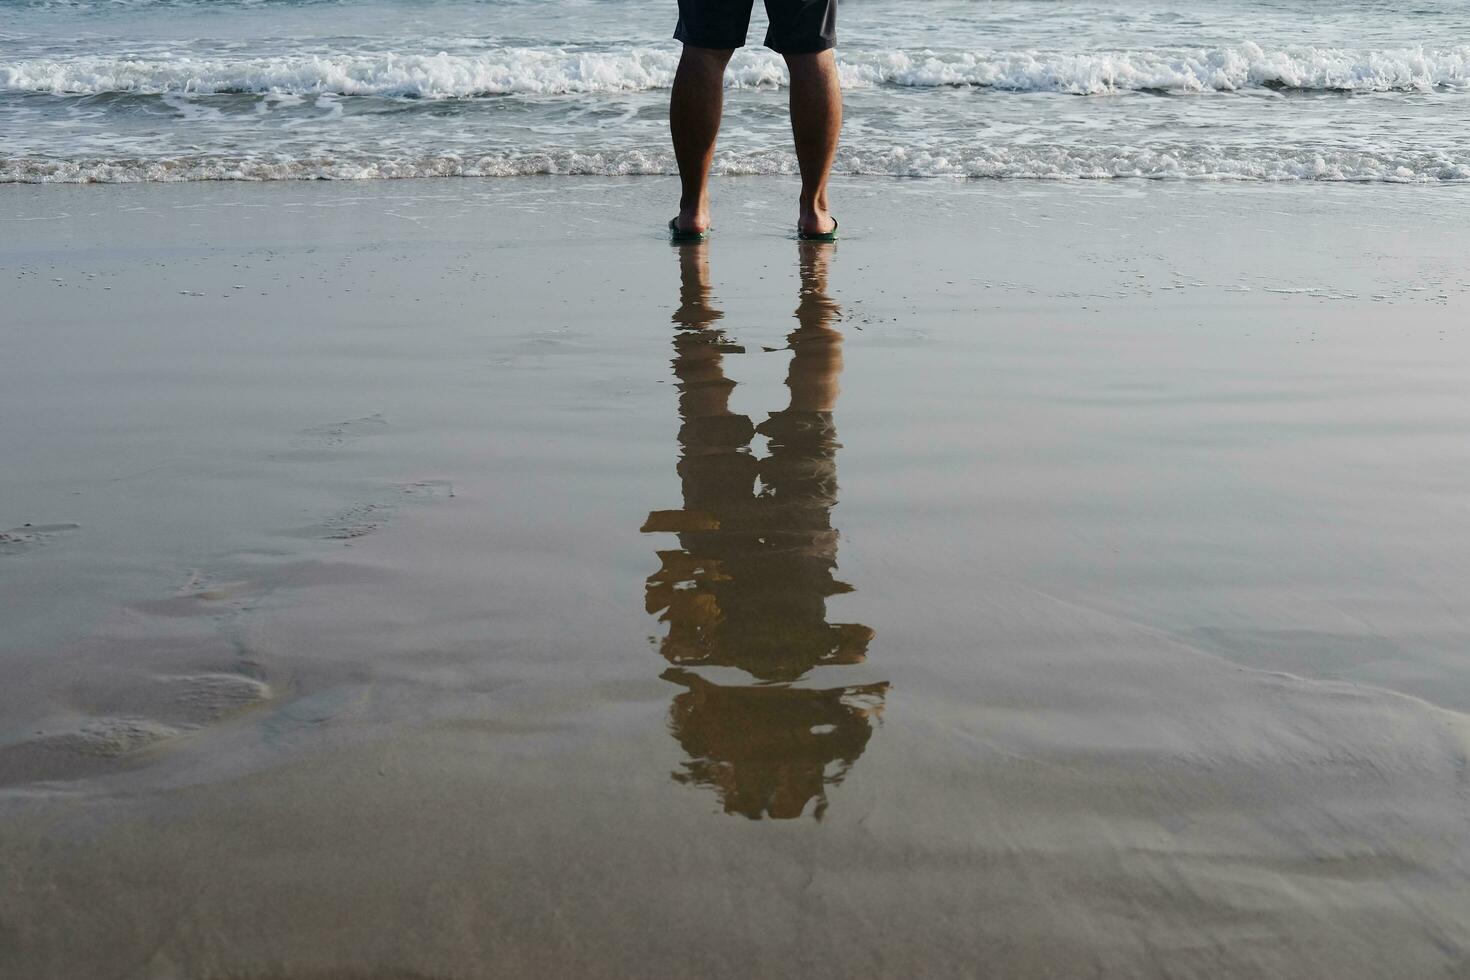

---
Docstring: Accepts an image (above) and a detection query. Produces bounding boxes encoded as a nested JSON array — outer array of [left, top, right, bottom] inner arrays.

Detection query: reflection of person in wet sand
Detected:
[[642, 240, 887, 820]]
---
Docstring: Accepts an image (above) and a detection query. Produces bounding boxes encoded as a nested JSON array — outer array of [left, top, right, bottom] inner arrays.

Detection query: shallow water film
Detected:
[[2, 178, 1470, 977]]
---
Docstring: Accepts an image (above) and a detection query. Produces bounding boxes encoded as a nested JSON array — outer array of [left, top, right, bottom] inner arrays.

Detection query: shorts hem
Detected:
[[673, 27, 747, 50], [763, 36, 837, 55]]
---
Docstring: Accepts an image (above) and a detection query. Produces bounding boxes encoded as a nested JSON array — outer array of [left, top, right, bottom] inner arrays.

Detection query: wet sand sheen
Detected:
[[1, 178, 1469, 977]]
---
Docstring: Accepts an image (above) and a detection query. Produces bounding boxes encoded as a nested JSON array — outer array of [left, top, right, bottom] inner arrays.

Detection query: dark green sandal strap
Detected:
[[669, 217, 709, 242], [797, 218, 838, 242]]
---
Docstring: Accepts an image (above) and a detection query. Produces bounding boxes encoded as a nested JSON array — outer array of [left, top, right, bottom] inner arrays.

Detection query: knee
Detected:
[[680, 45, 736, 70], [782, 49, 837, 79]]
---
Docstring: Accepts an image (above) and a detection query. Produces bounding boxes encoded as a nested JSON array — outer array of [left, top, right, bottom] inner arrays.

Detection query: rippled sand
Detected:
[[2, 178, 1469, 978]]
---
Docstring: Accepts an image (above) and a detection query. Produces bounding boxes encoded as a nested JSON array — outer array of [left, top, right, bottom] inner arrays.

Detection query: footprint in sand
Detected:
[[0, 672, 275, 787], [16, 717, 182, 759], [154, 672, 276, 726], [292, 479, 454, 541], [0, 523, 80, 556], [271, 412, 389, 461]]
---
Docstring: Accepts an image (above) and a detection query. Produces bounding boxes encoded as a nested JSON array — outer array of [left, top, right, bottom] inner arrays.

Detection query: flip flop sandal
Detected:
[[669, 217, 709, 243], [797, 218, 838, 242]]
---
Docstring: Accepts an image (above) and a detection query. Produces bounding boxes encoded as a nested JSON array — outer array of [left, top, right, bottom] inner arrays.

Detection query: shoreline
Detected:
[[8, 164, 1470, 184]]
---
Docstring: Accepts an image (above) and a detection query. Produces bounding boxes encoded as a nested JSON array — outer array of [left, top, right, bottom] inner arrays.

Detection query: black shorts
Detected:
[[675, 0, 837, 55]]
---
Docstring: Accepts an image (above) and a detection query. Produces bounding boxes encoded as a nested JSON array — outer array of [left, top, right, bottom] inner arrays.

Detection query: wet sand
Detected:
[[2, 178, 1470, 978]]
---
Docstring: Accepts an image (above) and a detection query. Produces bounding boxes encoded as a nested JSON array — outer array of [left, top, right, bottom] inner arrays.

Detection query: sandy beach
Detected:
[[3, 177, 1470, 977]]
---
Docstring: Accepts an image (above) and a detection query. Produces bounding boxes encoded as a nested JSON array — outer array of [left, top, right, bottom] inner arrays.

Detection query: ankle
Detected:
[[799, 191, 829, 216]]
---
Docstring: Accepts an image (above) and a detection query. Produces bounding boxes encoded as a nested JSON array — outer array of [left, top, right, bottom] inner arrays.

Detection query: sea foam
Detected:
[[6, 145, 1468, 183]]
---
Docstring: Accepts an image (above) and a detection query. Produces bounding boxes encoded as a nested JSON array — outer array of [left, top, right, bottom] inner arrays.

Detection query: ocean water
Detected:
[[2, 0, 1468, 182]]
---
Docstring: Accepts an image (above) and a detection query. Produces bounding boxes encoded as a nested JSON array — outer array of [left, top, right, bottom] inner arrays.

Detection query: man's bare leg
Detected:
[[670, 45, 733, 235], [785, 50, 841, 236]]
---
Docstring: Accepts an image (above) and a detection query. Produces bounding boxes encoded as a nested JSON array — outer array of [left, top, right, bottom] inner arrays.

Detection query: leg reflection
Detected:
[[643, 241, 888, 821]]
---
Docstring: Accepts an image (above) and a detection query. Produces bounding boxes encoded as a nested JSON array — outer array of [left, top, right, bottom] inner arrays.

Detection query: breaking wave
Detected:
[[4, 42, 1470, 98]]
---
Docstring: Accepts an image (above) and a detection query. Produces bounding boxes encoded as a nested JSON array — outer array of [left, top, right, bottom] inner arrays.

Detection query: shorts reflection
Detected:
[[643, 241, 887, 821]]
